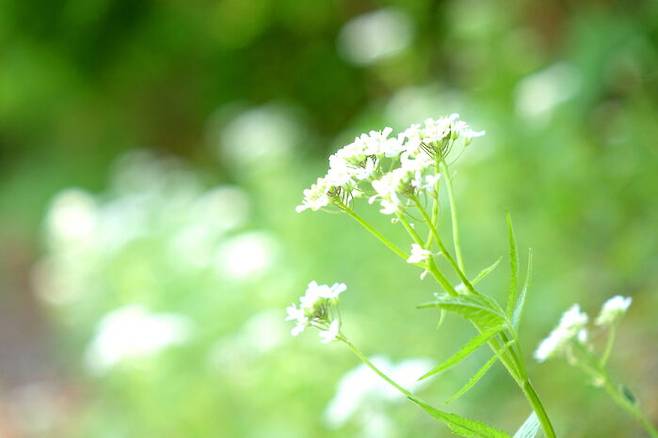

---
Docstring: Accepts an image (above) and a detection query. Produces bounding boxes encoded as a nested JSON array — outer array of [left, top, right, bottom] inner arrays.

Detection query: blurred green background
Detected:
[[1, 0, 657, 436]]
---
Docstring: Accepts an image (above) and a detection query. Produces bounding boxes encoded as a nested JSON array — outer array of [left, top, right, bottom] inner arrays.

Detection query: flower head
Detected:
[[296, 114, 484, 215], [595, 295, 632, 327], [534, 304, 589, 362], [286, 281, 347, 342]]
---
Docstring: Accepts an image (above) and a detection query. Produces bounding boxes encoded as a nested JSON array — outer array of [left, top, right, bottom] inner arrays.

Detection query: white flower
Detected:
[[595, 295, 632, 327], [285, 303, 309, 336], [320, 320, 341, 343], [324, 356, 433, 428], [534, 304, 589, 362], [85, 305, 192, 373], [369, 168, 409, 214], [296, 177, 332, 212], [407, 244, 431, 264], [286, 281, 347, 342]]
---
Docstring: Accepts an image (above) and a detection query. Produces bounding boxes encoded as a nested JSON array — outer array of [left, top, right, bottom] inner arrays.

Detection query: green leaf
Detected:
[[472, 257, 502, 285], [419, 294, 506, 330], [446, 340, 516, 403], [513, 412, 540, 438], [505, 213, 519, 318], [447, 355, 498, 403], [512, 248, 533, 329], [411, 398, 511, 438], [419, 324, 504, 381]]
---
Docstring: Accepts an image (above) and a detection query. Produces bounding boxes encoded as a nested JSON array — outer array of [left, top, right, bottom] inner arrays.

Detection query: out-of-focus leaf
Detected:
[[513, 412, 540, 438]]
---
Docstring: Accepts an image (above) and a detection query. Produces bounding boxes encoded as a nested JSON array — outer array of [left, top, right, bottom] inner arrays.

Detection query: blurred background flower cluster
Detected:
[[1, 0, 657, 436]]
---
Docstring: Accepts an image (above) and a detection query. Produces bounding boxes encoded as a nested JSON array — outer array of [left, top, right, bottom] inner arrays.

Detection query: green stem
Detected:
[[411, 195, 476, 294], [396, 212, 458, 296], [339, 335, 413, 398], [600, 376, 658, 438], [574, 343, 658, 437], [521, 379, 558, 438], [441, 160, 465, 272], [338, 202, 407, 261], [600, 324, 616, 368], [425, 163, 441, 247]]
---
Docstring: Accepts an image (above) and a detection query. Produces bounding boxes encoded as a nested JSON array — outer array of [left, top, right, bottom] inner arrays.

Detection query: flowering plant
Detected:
[[535, 296, 657, 437], [287, 114, 656, 437]]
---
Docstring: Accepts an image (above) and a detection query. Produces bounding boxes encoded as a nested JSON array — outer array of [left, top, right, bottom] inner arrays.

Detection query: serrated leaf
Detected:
[[446, 339, 516, 403], [505, 213, 519, 318], [411, 398, 511, 438], [512, 248, 533, 329], [471, 257, 502, 285], [420, 324, 504, 381], [513, 412, 540, 438], [419, 294, 506, 330]]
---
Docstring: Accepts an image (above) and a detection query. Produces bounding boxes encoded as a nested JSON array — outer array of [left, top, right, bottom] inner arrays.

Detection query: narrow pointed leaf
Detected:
[[512, 248, 533, 329], [411, 398, 511, 438], [446, 340, 516, 403], [472, 257, 502, 285], [419, 324, 504, 381], [505, 213, 519, 318], [513, 412, 540, 438], [446, 355, 497, 404]]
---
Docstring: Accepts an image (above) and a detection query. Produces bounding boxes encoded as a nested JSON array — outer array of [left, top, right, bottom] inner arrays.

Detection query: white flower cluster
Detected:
[[535, 295, 633, 363], [534, 304, 589, 362], [286, 281, 347, 343], [595, 295, 632, 327], [296, 114, 484, 214]]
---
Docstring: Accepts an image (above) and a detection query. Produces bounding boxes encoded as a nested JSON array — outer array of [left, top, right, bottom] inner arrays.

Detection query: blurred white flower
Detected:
[[215, 231, 279, 280], [319, 320, 341, 344], [85, 305, 192, 373], [46, 189, 98, 247], [406, 244, 431, 264], [515, 63, 581, 125], [534, 304, 589, 362], [338, 8, 414, 65], [324, 356, 433, 428], [218, 104, 299, 168], [595, 295, 632, 327]]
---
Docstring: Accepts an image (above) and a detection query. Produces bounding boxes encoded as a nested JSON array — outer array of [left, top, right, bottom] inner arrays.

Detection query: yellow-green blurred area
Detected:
[[1, 0, 657, 436]]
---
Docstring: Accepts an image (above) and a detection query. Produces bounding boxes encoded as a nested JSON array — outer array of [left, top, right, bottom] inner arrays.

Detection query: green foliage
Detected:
[[419, 294, 506, 331], [447, 340, 515, 404], [505, 213, 519, 319], [410, 398, 511, 438], [419, 324, 504, 381]]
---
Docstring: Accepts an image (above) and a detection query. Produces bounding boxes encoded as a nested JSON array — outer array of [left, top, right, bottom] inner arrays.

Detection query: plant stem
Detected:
[[338, 202, 408, 261], [600, 375, 658, 438], [395, 212, 458, 296], [519, 379, 557, 438], [339, 335, 413, 398], [411, 195, 475, 294], [441, 160, 465, 272], [600, 324, 616, 367], [574, 343, 658, 438]]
